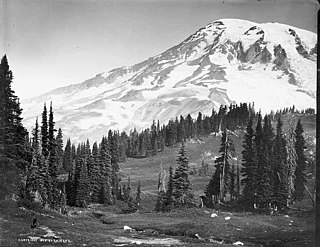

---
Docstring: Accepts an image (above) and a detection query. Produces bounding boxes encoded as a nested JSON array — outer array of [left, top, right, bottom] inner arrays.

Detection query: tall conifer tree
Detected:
[[241, 117, 258, 209], [99, 137, 113, 204], [294, 119, 306, 200], [0, 55, 27, 170], [41, 104, 49, 157], [172, 143, 193, 206], [214, 130, 235, 202], [273, 117, 288, 209]]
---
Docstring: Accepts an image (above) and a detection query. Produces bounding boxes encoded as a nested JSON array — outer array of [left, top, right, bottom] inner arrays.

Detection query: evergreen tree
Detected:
[[90, 142, 101, 203], [31, 118, 40, 152], [272, 117, 288, 209], [108, 130, 120, 171], [55, 128, 64, 173], [210, 108, 218, 134], [38, 105, 53, 206], [151, 120, 158, 155], [256, 146, 273, 211], [100, 176, 112, 205], [177, 116, 186, 143], [172, 143, 193, 206], [262, 115, 274, 152], [26, 119, 45, 202], [294, 119, 307, 200], [48, 102, 58, 208], [204, 171, 220, 207], [255, 114, 273, 210], [241, 117, 258, 209], [26, 151, 47, 203], [0, 55, 28, 170], [75, 158, 90, 207], [41, 103, 49, 157], [214, 130, 235, 202], [84, 139, 92, 175], [185, 114, 194, 139], [99, 137, 113, 204], [63, 139, 73, 173], [167, 119, 177, 147], [196, 112, 203, 137]]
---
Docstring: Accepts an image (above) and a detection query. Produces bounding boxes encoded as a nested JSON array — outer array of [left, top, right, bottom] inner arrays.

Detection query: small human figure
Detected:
[[31, 217, 37, 228]]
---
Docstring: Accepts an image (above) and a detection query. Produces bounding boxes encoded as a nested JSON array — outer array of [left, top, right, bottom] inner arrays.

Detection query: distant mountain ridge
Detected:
[[21, 19, 317, 142]]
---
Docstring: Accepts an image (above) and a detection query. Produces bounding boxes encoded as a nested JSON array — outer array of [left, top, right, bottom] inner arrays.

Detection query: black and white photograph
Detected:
[[0, 0, 318, 246]]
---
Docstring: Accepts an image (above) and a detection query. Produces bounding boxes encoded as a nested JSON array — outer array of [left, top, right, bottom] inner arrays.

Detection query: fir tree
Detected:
[[100, 176, 113, 205], [63, 139, 73, 173], [294, 119, 307, 200], [272, 117, 288, 209], [177, 116, 186, 143], [151, 120, 158, 155], [31, 118, 40, 152], [99, 137, 113, 204], [185, 114, 194, 139], [55, 128, 64, 173], [26, 119, 45, 202], [172, 143, 193, 206], [0, 55, 27, 170], [90, 142, 101, 203], [204, 171, 220, 207], [75, 158, 90, 207], [256, 146, 273, 211], [167, 119, 177, 147], [214, 130, 235, 202], [48, 102, 58, 208], [41, 103, 49, 157], [262, 115, 274, 152], [241, 117, 258, 209], [254, 114, 273, 210], [196, 112, 203, 137]]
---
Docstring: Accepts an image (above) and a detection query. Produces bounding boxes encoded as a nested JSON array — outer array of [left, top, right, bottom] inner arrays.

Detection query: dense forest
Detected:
[[0, 54, 314, 215]]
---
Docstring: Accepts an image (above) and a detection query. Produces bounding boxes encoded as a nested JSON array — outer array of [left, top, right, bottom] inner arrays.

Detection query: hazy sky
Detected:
[[1, 0, 318, 99]]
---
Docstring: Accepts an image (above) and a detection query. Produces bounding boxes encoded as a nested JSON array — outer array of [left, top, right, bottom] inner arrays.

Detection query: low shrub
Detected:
[[17, 198, 43, 212]]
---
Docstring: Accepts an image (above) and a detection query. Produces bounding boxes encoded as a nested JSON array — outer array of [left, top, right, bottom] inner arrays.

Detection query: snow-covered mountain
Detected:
[[21, 19, 317, 142]]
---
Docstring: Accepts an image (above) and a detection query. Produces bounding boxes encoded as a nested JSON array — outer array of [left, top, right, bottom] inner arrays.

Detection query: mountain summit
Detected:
[[22, 19, 317, 142]]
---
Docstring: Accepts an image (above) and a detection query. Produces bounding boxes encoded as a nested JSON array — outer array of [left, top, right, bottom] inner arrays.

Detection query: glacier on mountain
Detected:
[[21, 19, 317, 142]]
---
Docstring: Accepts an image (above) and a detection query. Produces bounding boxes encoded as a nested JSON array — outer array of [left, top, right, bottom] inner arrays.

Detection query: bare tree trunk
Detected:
[[220, 132, 227, 202], [304, 184, 315, 208], [236, 160, 240, 200]]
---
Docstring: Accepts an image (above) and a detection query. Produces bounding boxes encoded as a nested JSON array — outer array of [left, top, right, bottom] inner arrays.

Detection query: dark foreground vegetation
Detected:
[[0, 54, 317, 246]]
